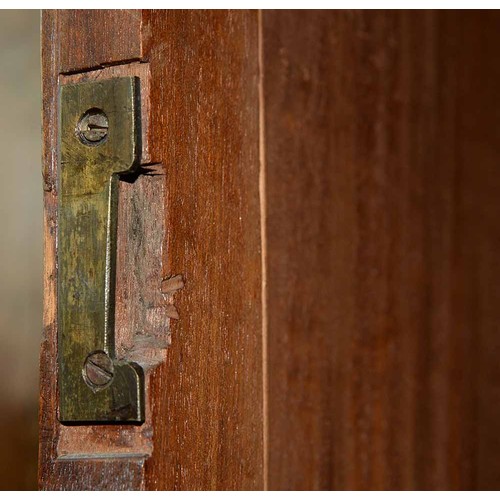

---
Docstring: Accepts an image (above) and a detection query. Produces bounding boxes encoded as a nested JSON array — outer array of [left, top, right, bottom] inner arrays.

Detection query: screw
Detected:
[[77, 108, 109, 145], [83, 351, 114, 389]]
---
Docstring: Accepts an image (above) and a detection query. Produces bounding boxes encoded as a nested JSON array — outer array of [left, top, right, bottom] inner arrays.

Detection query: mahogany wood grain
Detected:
[[40, 10, 156, 490], [57, 10, 143, 74], [40, 9, 263, 490], [40, 9, 500, 491], [141, 10, 263, 490], [263, 10, 500, 490]]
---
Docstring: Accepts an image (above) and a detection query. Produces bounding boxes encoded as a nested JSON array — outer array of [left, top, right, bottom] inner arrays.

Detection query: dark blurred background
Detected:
[[0, 10, 41, 490]]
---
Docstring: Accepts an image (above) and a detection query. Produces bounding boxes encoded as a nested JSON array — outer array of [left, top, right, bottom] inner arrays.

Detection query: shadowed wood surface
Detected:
[[263, 10, 500, 490]]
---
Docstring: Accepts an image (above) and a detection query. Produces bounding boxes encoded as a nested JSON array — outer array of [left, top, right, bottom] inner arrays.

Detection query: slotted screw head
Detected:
[[77, 108, 109, 145], [83, 351, 114, 389]]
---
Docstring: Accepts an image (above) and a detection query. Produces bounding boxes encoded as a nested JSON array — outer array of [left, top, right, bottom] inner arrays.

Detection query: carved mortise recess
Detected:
[[55, 63, 183, 459]]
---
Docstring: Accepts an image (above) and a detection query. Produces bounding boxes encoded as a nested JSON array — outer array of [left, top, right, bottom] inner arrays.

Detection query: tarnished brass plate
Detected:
[[58, 77, 144, 423]]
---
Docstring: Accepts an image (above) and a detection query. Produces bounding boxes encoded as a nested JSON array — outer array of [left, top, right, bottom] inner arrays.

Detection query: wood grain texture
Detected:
[[39, 10, 153, 490], [40, 9, 263, 490], [263, 10, 500, 490], [57, 10, 143, 73], [452, 12, 500, 490], [141, 10, 263, 490], [40, 9, 500, 491]]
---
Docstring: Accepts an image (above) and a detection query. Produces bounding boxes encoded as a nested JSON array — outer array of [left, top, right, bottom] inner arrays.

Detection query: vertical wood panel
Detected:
[[142, 10, 263, 490], [263, 10, 500, 490], [40, 9, 500, 491], [451, 12, 500, 489], [39, 10, 150, 491], [40, 9, 263, 491]]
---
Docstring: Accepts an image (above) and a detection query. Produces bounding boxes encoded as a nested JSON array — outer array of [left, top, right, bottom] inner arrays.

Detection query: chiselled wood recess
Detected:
[[40, 10, 500, 490]]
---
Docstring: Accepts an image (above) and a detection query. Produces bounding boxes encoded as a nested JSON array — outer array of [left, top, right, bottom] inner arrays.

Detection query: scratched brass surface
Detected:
[[58, 77, 144, 423]]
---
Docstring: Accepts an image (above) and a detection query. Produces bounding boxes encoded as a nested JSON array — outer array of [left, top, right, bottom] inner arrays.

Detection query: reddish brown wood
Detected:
[[57, 10, 143, 73], [141, 10, 263, 490], [40, 9, 263, 490], [39, 10, 155, 491], [40, 9, 500, 491], [263, 10, 500, 490], [450, 12, 500, 489]]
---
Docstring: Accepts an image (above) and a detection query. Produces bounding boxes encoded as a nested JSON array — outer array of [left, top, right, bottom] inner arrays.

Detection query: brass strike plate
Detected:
[[58, 77, 144, 424]]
